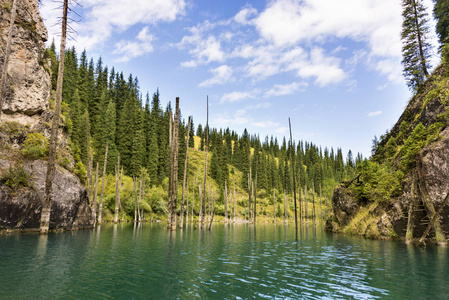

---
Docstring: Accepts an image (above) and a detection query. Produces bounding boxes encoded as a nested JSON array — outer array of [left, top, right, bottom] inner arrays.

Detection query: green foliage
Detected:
[[2, 164, 30, 191], [401, 0, 432, 91], [433, 0, 449, 47], [21, 133, 48, 159]]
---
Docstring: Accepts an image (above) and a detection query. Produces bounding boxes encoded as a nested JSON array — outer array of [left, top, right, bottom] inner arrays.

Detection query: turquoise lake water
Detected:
[[0, 223, 448, 299]]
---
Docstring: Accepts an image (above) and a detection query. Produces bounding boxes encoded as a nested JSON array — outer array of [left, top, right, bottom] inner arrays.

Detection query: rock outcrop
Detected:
[[329, 64, 449, 244], [0, 0, 51, 125], [0, 0, 94, 231]]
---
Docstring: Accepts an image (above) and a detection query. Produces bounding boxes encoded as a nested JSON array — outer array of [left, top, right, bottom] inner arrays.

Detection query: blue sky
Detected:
[[40, 0, 439, 158]]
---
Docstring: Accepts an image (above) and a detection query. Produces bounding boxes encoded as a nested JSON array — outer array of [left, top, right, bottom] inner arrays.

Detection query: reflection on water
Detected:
[[0, 224, 448, 299]]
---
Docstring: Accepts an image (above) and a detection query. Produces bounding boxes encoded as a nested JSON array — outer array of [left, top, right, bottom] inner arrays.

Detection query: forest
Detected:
[[36, 41, 361, 224]]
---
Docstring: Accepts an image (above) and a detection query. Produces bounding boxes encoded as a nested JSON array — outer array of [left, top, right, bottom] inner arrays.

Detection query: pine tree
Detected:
[[434, 0, 449, 47], [401, 0, 432, 90]]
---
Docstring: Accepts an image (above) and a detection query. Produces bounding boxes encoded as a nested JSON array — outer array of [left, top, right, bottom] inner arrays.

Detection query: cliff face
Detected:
[[0, 0, 50, 124], [0, 0, 94, 231], [329, 64, 449, 244]]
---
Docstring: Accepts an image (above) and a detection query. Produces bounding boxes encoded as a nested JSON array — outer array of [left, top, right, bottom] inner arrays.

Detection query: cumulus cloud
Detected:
[[114, 27, 154, 62], [265, 82, 308, 97], [199, 65, 233, 87], [41, 0, 185, 52]]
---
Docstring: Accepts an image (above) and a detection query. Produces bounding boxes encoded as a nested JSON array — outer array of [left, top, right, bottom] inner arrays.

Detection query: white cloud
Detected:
[[180, 32, 225, 67], [199, 65, 233, 87], [114, 27, 154, 62], [265, 82, 308, 97], [41, 0, 185, 52], [220, 91, 255, 103], [368, 110, 382, 117], [234, 5, 258, 25]]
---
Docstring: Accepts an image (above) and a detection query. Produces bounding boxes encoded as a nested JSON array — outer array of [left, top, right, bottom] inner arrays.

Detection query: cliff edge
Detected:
[[0, 0, 94, 231]]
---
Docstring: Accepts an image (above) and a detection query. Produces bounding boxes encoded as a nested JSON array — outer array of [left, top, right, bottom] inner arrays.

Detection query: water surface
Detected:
[[0, 223, 447, 299]]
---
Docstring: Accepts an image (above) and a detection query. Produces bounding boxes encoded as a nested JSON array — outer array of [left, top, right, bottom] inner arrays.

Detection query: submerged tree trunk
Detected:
[[98, 142, 108, 224], [248, 164, 252, 223], [312, 182, 316, 224], [92, 162, 99, 222], [233, 181, 236, 223], [202, 97, 209, 227], [199, 184, 203, 224], [284, 189, 287, 222], [298, 166, 302, 223], [224, 180, 228, 223], [305, 185, 308, 222], [289, 118, 298, 229], [180, 116, 191, 228], [168, 98, 180, 230], [134, 176, 138, 222], [254, 157, 257, 224], [114, 155, 120, 223], [0, 0, 19, 121], [87, 151, 93, 202], [40, 0, 69, 233], [273, 188, 276, 223]]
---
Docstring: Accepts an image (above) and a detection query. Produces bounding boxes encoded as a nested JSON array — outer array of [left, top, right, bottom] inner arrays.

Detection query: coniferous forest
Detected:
[[45, 43, 360, 223]]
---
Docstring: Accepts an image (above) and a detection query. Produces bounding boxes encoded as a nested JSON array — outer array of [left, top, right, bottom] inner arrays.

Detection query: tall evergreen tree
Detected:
[[401, 0, 432, 90], [434, 0, 449, 47]]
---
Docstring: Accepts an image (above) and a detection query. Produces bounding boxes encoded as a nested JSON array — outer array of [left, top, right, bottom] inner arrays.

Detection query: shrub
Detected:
[[2, 165, 30, 191], [21, 133, 48, 159]]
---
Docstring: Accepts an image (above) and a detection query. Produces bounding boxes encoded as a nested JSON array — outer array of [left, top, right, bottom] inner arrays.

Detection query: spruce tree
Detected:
[[434, 0, 449, 47], [401, 0, 432, 90]]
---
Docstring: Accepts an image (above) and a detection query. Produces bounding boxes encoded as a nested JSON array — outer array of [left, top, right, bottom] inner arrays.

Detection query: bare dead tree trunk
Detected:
[[254, 157, 257, 224], [186, 181, 189, 224], [168, 98, 180, 230], [98, 142, 108, 224], [288, 118, 298, 229], [199, 184, 202, 224], [87, 150, 93, 202], [299, 164, 302, 223], [233, 181, 236, 223], [201, 97, 209, 227], [284, 189, 287, 222], [134, 176, 138, 222], [248, 162, 252, 223], [418, 190, 449, 245], [119, 167, 123, 222], [168, 110, 173, 228], [114, 155, 120, 223], [273, 188, 276, 223], [40, 0, 68, 233], [180, 116, 191, 228], [92, 162, 99, 223], [319, 183, 322, 222], [224, 180, 228, 223], [0, 0, 19, 121], [312, 182, 316, 224], [192, 181, 195, 223], [305, 185, 308, 223]]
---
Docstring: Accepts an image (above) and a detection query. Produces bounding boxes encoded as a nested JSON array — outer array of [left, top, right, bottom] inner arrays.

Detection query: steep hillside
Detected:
[[0, 0, 94, 231], [328, 62, 449, 244]]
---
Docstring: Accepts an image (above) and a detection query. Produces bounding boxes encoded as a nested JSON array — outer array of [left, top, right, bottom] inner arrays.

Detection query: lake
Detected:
[[0, 223, 447, 299]]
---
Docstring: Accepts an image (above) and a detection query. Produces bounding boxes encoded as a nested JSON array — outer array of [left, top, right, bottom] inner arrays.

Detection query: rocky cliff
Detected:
[[0, 0, 94, 231], [328, 63, 449, 245]]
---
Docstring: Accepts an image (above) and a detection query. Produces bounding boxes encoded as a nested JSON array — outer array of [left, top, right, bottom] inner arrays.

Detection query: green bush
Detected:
[[3, 165, 30, 191], [21, 133, 48, 159]]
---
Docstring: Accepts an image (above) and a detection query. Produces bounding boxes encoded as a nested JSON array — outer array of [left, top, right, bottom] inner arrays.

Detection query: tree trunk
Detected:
[[312, 182, 316, 224], [134, 176, 138, 222], [273, 188, 276, 223], [254, 157, 257, 224], [199, 184, 202, 224], [186, 181, 189, 224], [202, 97, 209, 226], [233, 181, 236, 223], [87, 151, 93, 203], [224, 180, 228, 223], [305, 185, 308, 222], [418, 190, 449, 245], [92, 162, 99, 223], [411, 0, 429, 78], [168, 98, 180, 230], [114, 155, 120, 223], [298, 164, 302, 223], [180, 116, 191, 228], [248, 165, 252, 223], [98, 142, 108, 224], [40, 0, 68, 233], [288, 118, 298, 229], [319, 183, 322, 222], [0, 0, 19, 120], [284, 189, 287, 222]]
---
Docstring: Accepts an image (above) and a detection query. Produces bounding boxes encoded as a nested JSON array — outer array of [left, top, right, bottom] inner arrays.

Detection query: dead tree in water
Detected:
[[114, 155, 120, 223], [201, 97, 209, 227], [40, 0, 69, 233], [133, 176, 138, 222], [273, 188, 276, 223], [233, 181, 236, 223], [224, 180, 228, 223], [312, 182, 316, 224], [0, 0, 19, 120], [92, 162, 99, 222], [199, 184, 203, 224], [304, 185, 308, 222], [254, 157, 258, 224], [168, 98, 180, 230], [180, 116, 191, 228], [186, 181, 189, 224], [284, 189, 287, 222], [289, 118, 298, 229], [298, 164, 302, 223], [248, 162, 252, 223], [98, 142, 108, 224]]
